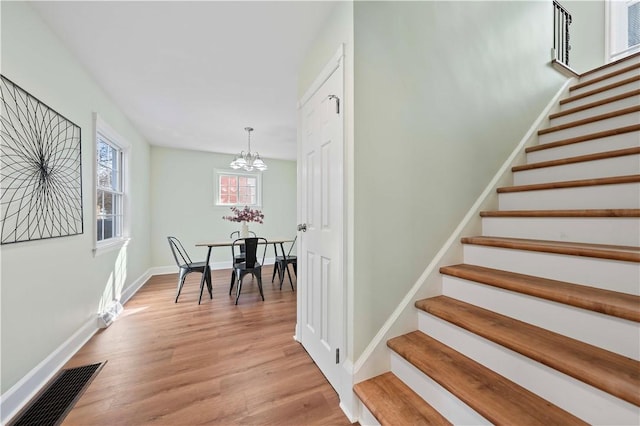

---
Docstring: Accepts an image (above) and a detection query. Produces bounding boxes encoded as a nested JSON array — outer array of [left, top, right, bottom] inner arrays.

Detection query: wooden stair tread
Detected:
[[538, 105, 640, 136], [514, 147, 640, 172], [570, 63, 640, 92], [439, 264, 640, 322], [525, 124, 640, 153], [387, 331, 586, 425], [414, 297, 640, 406], [496, 174, 640, 193], [353, 372, 451, 426], [560, 75, 640, 105], [460, 236, 640, 262], [479, 209, 640, 217], [549, 89, 640, 120], [580, 52, 640, 79]]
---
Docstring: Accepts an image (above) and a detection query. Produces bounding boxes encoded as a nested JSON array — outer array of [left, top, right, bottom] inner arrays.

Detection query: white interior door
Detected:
[[297, 54, 344, 393]]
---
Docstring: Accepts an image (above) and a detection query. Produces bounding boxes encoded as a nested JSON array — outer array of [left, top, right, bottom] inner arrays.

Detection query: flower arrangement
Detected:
[[222, 206, 264, 224]]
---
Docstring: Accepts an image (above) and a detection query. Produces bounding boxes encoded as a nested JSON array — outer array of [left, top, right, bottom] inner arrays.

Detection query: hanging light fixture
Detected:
[[230, 126, 267, 172]]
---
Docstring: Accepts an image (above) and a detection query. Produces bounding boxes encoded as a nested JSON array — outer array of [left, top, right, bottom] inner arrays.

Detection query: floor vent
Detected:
[[8, 361, 106, 426]]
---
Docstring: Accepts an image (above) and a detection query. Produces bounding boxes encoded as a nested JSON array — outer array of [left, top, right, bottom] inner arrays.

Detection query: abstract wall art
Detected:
[[0, 75, 83, 244]]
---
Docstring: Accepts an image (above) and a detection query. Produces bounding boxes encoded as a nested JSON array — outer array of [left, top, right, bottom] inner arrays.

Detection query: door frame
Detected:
[[295, 42, 347, 389]]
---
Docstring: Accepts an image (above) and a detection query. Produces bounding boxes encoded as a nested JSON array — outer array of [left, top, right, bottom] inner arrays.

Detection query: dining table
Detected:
[[194, 237, 295, 304]]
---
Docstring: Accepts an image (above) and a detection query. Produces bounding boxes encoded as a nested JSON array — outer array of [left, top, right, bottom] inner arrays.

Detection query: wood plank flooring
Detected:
[[61, 266, 352, 425]]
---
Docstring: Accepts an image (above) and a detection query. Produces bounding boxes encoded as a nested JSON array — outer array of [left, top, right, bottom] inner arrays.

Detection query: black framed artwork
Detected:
[[0, 75, 83, 244]]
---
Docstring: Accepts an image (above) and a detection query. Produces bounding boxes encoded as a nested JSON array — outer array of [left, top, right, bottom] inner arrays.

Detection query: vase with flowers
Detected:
[[223, 206, 264, 237]]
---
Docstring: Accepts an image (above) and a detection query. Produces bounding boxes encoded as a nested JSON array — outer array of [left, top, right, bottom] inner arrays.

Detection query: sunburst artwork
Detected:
[[0, 75, 83, 244]]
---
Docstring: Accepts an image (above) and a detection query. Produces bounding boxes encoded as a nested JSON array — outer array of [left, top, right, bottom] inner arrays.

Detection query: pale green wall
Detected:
[[150, 146, 297, 268], [297, 2, 351, 97], [564, 0, 606, 72], [351, 0, 570, 358], [295, 0, 603, 361], [1, 2, 151, 393]]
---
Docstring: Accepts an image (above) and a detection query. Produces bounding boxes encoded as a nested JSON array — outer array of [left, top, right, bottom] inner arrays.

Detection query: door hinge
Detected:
[[335, 348, 340, 364], [328, 95, 340, 114]]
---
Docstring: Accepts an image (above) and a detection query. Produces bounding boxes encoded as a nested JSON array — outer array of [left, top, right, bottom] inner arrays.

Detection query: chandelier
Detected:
[[230, 127, 267, 172]]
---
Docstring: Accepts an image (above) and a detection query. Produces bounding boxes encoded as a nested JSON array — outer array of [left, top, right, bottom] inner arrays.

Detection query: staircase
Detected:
[[354, 53, 640, 425]]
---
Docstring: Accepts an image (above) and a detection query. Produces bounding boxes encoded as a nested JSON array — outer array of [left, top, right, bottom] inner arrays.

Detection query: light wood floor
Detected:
[[62, 265, 352, 425]]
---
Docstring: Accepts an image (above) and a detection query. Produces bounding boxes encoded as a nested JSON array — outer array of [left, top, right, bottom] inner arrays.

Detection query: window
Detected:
[[607, 0, 640, 61], [629, 1, 640, 46], [215, 170, 262, 206], [95, 114, 129, 251]]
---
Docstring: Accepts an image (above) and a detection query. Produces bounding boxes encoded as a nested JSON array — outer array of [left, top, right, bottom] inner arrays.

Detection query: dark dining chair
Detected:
[[229, 237, 267, 305], [272, 236, 297, 291], [229, 230, 256, 263], [228, 230, 257, 287], [167, 236, 212, 304]]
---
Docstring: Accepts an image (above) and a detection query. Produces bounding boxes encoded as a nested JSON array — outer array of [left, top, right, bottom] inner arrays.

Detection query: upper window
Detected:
[[629, 1, 640, 46], [95, 115, 129, 250], [608, 0, 640, 61], [215, 170, 262, 206]]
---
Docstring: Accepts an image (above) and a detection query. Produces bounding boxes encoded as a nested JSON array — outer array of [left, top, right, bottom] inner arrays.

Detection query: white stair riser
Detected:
[[462, 244, 640, 295], [442, 276, 640, 359], [570, 69, 640, 97], [515, 154, 640, 185], [498, 183, 640, 210], [358, 404, 380, 426], [579, 55, 640, 83], [389, 352, 490, 425], [549, 94, 640, 127], [417, 313, 640, 425], [560, 80, 640, 111], [538, 111, 640, 145], [526, 132, 640, 163], [481, 216, 640, 247]]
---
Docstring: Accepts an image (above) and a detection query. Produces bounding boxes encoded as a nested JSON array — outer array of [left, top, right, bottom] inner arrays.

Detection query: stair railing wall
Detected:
[[553, 0, 573, 66]]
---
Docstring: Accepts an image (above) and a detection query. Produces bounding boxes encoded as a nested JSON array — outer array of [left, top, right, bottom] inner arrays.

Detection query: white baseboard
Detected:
[[338, 359, 359, 423], [0, 266, 154, 424], [0, 317, 98, 424], [121, 268, 152, 304]]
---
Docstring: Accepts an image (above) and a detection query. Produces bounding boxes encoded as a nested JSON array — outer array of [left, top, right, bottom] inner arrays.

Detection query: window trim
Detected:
[[606, 0, 640, 62], [214, 169, 263, 207], [93, 113, 131, 256]]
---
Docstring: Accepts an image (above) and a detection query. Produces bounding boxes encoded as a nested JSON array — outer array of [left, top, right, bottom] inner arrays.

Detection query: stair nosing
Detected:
[[353, 372, 452, 426], [414, 296, 640, 406], [479, 208, 640, 218], [560, 75, 640, 105], [525, 124, 640, 153], [570, 63, 640, 92], [579, 52, 640, 79], [439, 263, 640, 322], [387, 331, 587, 425], [538, 105, 640, 136], [460, 236, 640, 263], [496, 174, 640, 193], [515, 146, 640, 171], [549, 89, 640, 120]]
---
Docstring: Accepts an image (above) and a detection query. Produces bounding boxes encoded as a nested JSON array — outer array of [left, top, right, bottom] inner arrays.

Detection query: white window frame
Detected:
[[94, 114, 130, 255], [214, 169, 262, 207], [606, 0, 640, 62]]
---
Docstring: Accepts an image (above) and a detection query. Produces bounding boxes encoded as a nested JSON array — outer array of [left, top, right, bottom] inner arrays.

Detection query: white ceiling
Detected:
[[31, 1, 337, 161]]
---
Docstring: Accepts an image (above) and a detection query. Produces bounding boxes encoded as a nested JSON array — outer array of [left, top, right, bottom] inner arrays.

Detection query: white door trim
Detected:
[[295, 43, 346, 392], [297, 44, 344, 109], [295, 44, 345, 345]]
